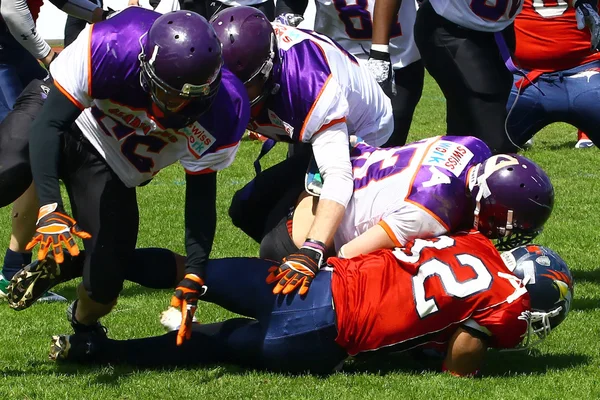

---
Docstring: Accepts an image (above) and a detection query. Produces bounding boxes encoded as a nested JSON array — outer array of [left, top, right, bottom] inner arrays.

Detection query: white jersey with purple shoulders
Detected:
[[334, 136, 492, 251], [248, 23, 393, 147], [49, 7, 250, 188], [429, 0, 523, 32], [313, 0, 420, 69]]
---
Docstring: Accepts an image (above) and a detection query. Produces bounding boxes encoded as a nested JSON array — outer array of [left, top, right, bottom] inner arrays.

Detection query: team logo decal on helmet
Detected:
[[501, 245, 573, 351]]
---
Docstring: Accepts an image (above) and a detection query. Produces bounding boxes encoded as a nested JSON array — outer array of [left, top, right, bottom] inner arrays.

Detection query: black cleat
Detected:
[[49, 333, 103, 363], [7, 257, 63, 310]]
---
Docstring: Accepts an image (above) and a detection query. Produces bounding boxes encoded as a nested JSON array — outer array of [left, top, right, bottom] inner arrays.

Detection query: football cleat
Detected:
[[575, 131, 594, 149], [66, 300, 108, 337], [7, 257, 66, 310], [50, 333, 102, 362]]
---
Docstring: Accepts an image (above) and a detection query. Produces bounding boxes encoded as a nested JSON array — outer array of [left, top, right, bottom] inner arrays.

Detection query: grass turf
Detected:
[[1, 73, 599, 399]]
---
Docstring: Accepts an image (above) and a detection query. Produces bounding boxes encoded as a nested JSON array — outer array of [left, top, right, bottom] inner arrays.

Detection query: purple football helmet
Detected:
[[470, 154, 554, 250], [210, 6, 277, 106], [501, 245, 573, 349], [139, 11, 222, 125]]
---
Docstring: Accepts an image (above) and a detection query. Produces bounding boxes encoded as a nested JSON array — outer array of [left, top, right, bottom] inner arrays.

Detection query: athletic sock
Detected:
[[1, 249, 32, 280]]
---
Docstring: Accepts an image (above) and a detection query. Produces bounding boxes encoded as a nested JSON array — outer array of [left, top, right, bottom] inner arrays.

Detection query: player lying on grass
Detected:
[[49, 231, 574, 377], [258, 135, 555, 296], [6, 137, 555, 329]]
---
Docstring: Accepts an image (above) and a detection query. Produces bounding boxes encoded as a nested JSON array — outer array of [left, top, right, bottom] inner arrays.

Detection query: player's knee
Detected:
[[84, 275, 124, 305], [0, 161, 32, 208]]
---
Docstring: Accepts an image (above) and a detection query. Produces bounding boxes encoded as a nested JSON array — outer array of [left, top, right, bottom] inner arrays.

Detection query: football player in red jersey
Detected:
[[49, 232, 573, 377], [503, 0, 600, 149]]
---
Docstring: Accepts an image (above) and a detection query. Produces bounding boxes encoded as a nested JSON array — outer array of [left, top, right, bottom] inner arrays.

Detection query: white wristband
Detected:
[[370, 44, 390, 53]]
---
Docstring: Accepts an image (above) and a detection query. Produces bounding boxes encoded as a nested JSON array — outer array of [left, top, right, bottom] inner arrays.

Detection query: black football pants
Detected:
[[414, 0, 516, 154]]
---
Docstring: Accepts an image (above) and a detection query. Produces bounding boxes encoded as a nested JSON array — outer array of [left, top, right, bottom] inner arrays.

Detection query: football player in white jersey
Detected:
[[260, 136, 555, 276], [211, 7, 393, 296], [22, 9, 250, 345], [275, 0, 423, 147]]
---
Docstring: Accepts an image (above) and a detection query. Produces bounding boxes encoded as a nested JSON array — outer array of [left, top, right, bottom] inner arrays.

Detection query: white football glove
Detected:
[[575, 0, 600, 51], [366, 58, 391, 84]]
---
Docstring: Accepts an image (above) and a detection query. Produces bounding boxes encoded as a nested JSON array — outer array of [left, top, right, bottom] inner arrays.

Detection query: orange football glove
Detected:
[[26, 203, 91, 264], [266, 240, 326, 296], [170, 274, 207, 346]]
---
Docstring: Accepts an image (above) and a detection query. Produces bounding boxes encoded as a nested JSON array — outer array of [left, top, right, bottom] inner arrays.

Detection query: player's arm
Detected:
[[169, 171, 216, 346], [443, 326, 488, 377], [1, 0, 55, 66], [274, 0, 307, 25], [372, 0, 401, 48], [49, 0, 113, 24], [367, 0, 400, 87], [267, 124, 353, 296], [572, 0, 600, 50], [338, 224, 397, 259], [183, 172, 217, 281]]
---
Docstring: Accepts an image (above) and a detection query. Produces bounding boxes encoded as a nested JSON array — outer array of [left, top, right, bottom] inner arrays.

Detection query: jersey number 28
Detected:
[[334, 0, 402, 40]]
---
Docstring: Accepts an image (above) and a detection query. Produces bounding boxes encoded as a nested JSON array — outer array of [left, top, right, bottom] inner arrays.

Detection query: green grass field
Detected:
[[1, 74, 599, 399]]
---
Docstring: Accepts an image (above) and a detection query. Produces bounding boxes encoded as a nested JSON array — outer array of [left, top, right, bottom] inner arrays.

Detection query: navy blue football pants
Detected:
[[506, 60, 600, 147], [0, 30, 48, 123], [94, 258, 347, 373]]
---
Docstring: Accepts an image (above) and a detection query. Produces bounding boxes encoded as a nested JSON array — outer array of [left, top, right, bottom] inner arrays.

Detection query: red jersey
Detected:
[[514, 0, 600, 71], [330, 231, 530, 356], [28, 0, 44, 22]]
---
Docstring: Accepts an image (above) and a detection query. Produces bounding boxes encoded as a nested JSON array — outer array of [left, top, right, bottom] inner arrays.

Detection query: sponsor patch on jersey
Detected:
[[268, 109, 294, 136], [273, 23, 309, 51], [183, 122, 216, 159], [423, 140, 474, 177]]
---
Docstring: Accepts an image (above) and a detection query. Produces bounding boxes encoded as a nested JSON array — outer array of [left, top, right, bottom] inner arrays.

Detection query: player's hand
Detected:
[[102, 7, 117, 20], [275, 13, 304, 27], [25, 203, 91, 264], [575, 0, 600, 51], [170, 274, 207, 346], [367, 48, 393, 95], [266, 240, 326, 295]]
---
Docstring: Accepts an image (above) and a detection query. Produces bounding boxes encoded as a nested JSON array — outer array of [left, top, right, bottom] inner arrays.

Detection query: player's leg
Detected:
[[414, 0, 471, 136], [60, 128, 138, 330], [53, 272, 346, 373], [229, 150, 309, 242], [254, 0, 275, 21], [414, 1, 514, 153], [565, 60, 600, 146], [8, 247, 183, 310], [51, 318, 265, 367], [383, 60, 425, 148], [0, 80, 63, 299], [505, 75, 557, 148], [259, 185, 310, 260]]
